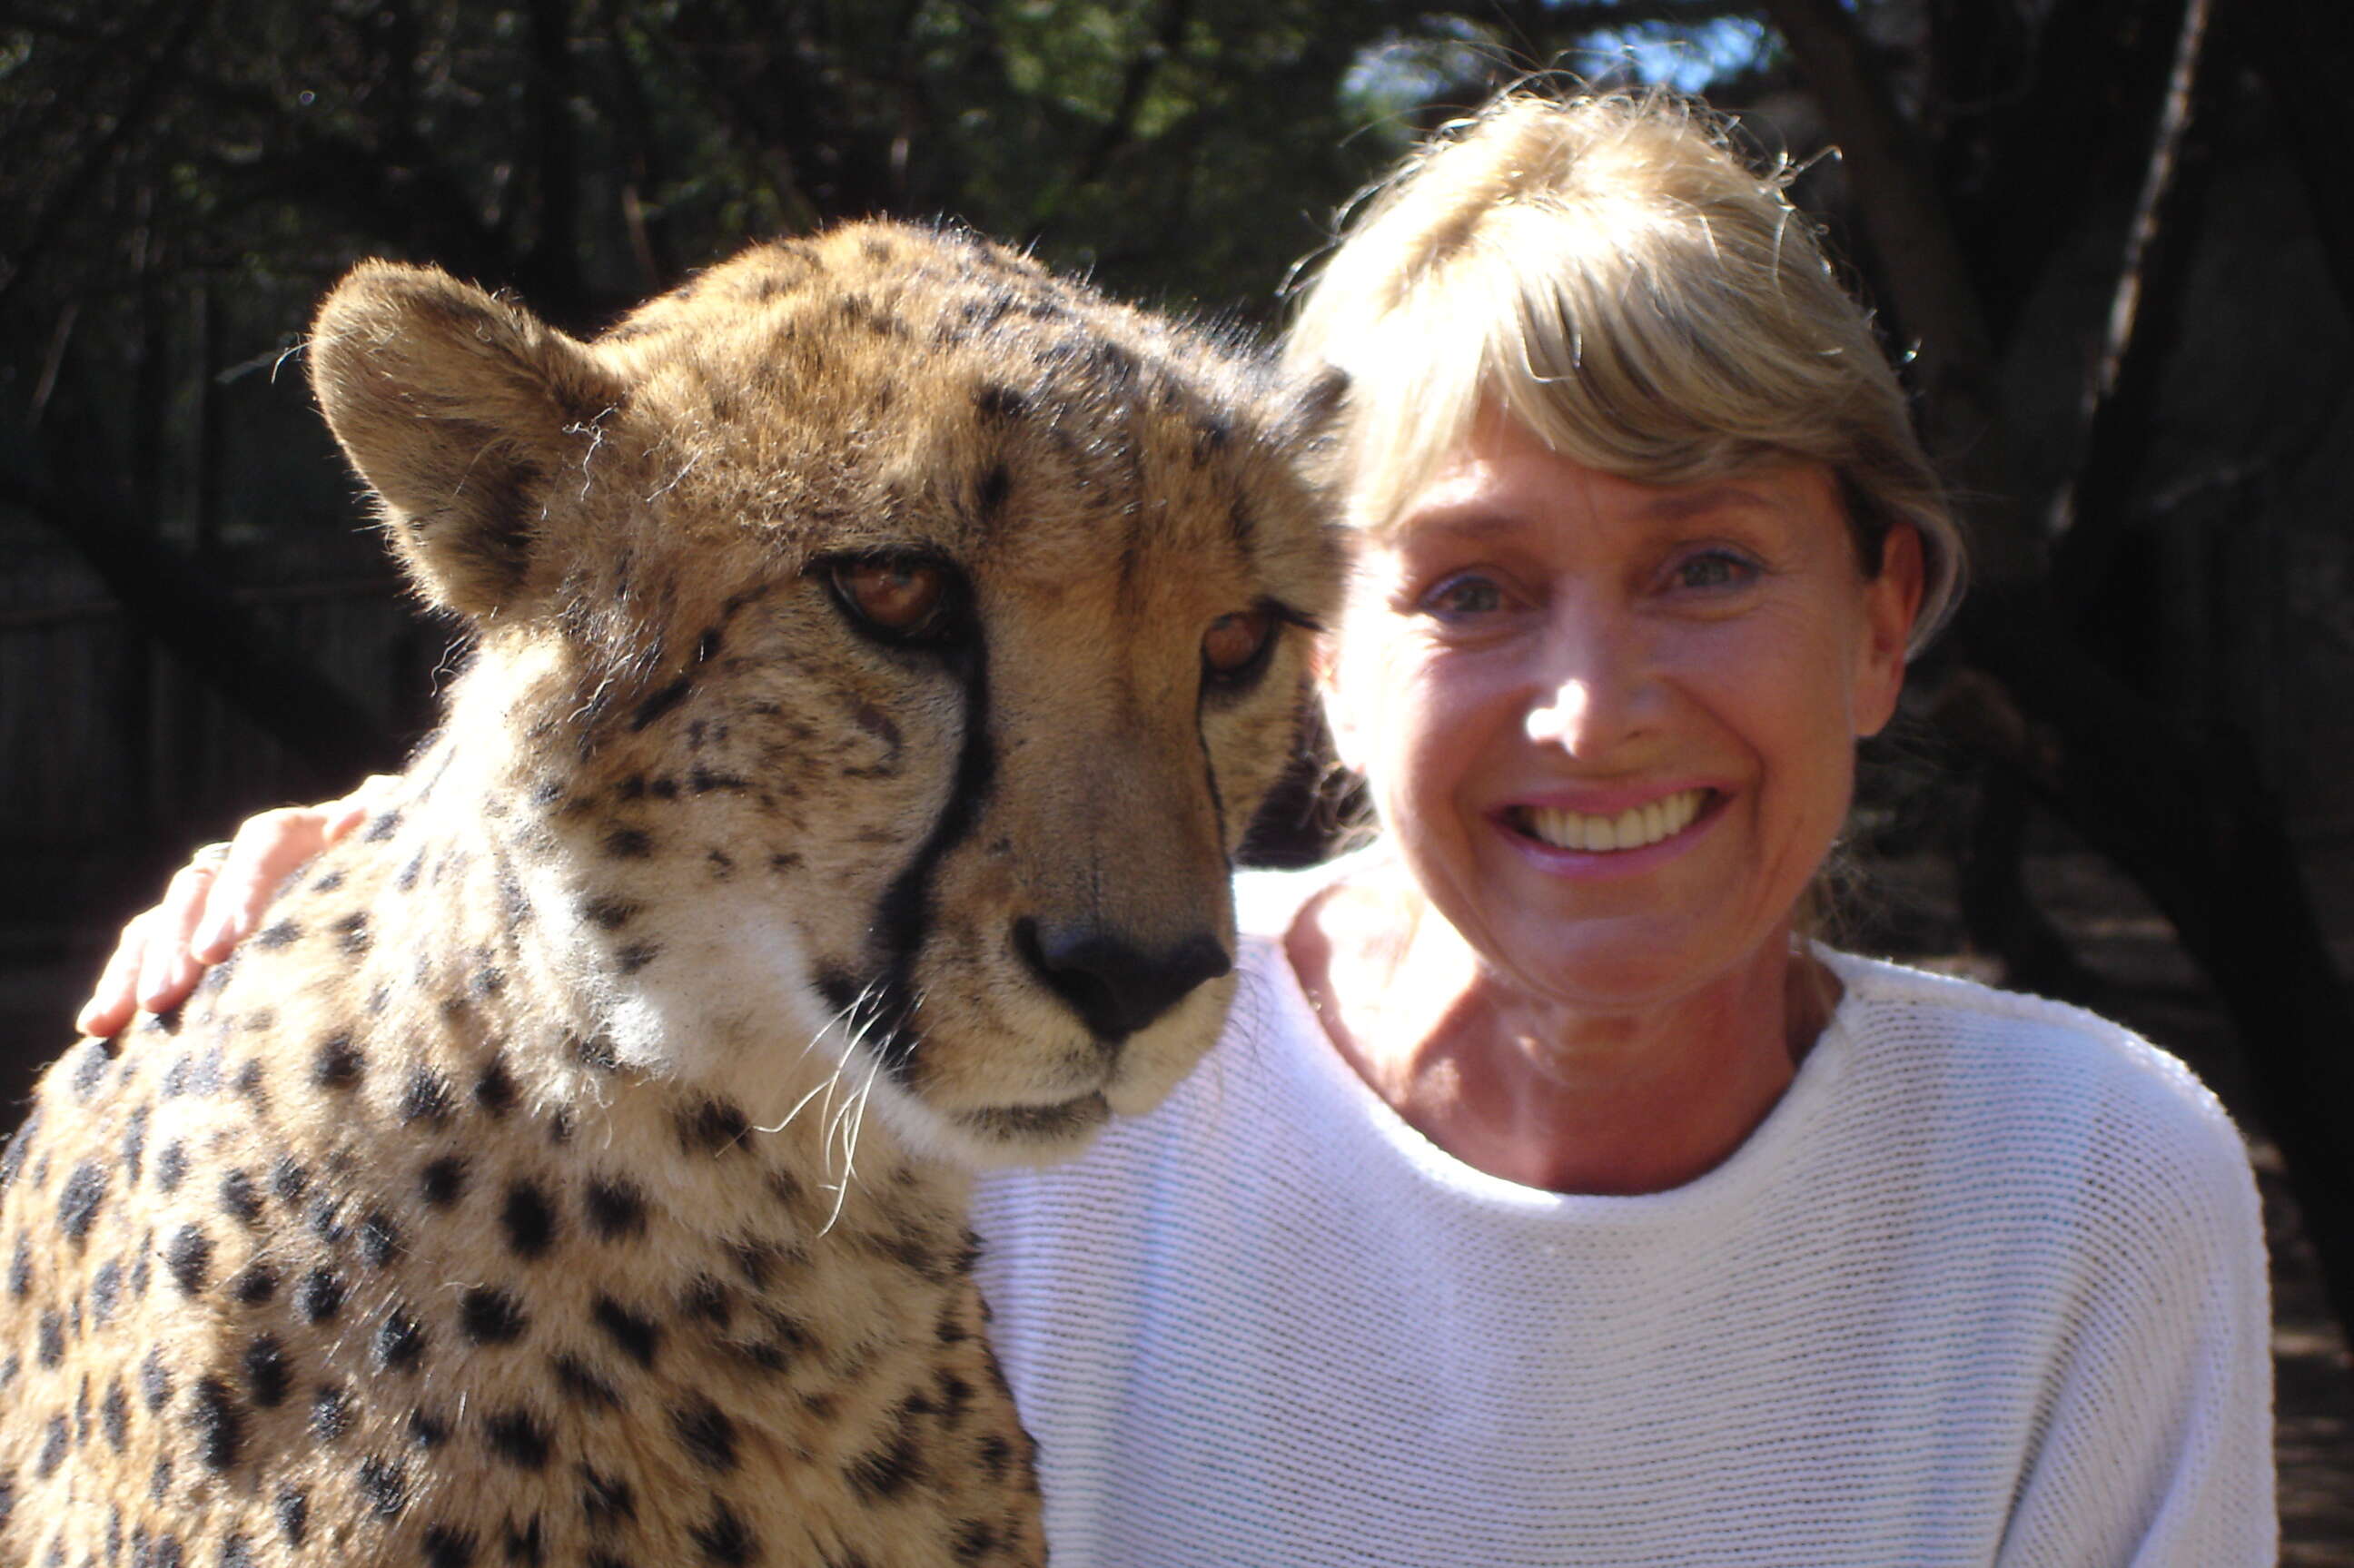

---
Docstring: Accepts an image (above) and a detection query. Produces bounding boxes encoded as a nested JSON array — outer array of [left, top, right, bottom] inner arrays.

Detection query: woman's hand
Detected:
[[75, 775, 401, 1038]]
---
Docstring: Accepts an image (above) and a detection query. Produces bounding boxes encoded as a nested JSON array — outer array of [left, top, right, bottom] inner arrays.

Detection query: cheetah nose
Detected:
[[1014, 917, 1232, 1042]]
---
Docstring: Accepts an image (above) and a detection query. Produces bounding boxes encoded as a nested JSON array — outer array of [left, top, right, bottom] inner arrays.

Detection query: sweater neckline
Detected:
[[1238, 858, 1871, 1223]]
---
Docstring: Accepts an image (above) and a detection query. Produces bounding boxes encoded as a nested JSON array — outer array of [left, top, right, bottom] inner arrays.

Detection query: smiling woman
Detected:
[[74, 88, 2271, 1566]]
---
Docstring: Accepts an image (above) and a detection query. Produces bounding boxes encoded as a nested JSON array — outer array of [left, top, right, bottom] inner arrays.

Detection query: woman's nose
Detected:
[[1522, 617, 1652, 756]]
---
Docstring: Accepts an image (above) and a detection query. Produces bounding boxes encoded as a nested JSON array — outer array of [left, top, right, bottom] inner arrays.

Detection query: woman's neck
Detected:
[[1288, 869, 1836, 1196]]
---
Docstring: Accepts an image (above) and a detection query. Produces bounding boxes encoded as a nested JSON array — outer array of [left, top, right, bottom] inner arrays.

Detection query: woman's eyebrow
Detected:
[[1630, 485, 1783, 522]]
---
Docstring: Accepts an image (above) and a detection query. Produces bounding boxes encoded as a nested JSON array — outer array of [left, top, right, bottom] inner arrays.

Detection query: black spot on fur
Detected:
[[670, 1396, 737, 1473], [583, 1177, 648, 1240], [412, 1156, 465, 1209], [243, 1336, 291, 1407], [272, 1155, 310, 1204], [189, 1376, 245, 1470], [356, 1455, 407, 1517], [572, 1033, 620, 1073], [141, 1348, 172, 1411], [332, 910, 371, 955], [460, 1287, 529, 1345], [502, 1514, 546, 1565], [629, 675, 695, 731], [376, 1306, 428, 1371], [690, 1502, 758, 1565], [254, 920, 303, 950], [423, 1525, 477, 1568], [121, 1102, 148, 1183], [165, 1225, 213, 1294], [683, 1274, 731, 1326], [297, 1267, 344, 1323], [6, 1234, 27, 1297], [274, 1486, 309, 1543], [156, 1140, 189, 1193], [581, 897, 638, 931], [474, 1059, 519, 1118], [219, 1167, 262, 1225], [312, 1035, 364, 1090], [57, 1159, 105, 1242], [92, 1257, 123, 1323], [101, 1377, 128, 1448], [359, 1208, 402, 1268], [35, 1309, 62, 1367], [590, 1295, 659, 1366], [675, 1098, 751, 1155], [612, 941, 661, 973], [601, 826, 652, 859], [34, 1414, 65, 1477], [312, 1384, 352, 1441], [550, 1353, 620, 1409], [409, 1407, 450, 1449], [400, 1068, 455, 1125], [364, 809, 404, 843], [483, 1407, 552, 1469], [500, 1180, 559, 1259], [70, 1040, 112, 1101], [974, 383, 1028, 421], [732, 1240, 782, 1291], [0, 1109, 37, 1190], [230, 1263, 279, 1306], [579, 1461, 636, 1524], [978, 464, 1010, 520]]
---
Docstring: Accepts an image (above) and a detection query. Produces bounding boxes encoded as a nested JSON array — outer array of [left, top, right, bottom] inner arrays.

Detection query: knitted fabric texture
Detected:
[[969, 876, 2275, 1566]]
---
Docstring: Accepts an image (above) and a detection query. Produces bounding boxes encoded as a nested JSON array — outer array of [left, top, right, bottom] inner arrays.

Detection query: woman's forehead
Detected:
[[1382, 426, 1843, 542]]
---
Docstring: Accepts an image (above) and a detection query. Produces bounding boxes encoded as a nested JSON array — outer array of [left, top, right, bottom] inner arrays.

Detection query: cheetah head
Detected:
[[307, 222, 1343, 1168]]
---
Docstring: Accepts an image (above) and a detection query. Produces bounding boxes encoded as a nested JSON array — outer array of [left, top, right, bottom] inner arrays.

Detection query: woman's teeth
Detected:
[[1516, 789, 1709, 853]]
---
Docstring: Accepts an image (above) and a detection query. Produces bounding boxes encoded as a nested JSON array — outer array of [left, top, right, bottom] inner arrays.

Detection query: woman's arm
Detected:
[[74, 776, 399, 1037]]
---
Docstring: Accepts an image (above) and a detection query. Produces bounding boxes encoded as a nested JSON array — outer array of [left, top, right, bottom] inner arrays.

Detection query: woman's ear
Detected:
[[1853, 523, 1924, 737]]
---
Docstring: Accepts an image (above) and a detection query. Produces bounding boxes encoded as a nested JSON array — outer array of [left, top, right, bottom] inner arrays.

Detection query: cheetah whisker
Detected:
[[819, 1041, 890, 1238], [759, 981, 883, 1138]]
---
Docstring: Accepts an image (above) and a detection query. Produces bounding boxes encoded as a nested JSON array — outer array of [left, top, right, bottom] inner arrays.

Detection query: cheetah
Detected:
[[0, 221, 1341, 1563]]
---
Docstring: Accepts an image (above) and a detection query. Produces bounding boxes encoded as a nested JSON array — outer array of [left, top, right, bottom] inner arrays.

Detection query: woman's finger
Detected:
[[75, 907, 160, 1040], [134, 850, 233, 1014], [190, 805, 340, 962]]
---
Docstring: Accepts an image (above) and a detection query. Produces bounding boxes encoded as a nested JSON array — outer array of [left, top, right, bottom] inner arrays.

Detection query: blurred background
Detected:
[[2, 0, 2349, 1548]]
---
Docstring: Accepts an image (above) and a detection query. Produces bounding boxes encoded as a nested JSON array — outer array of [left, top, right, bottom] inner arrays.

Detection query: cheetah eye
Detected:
[[825, 555, 964, 645], [1201, 607, 1274, 687]]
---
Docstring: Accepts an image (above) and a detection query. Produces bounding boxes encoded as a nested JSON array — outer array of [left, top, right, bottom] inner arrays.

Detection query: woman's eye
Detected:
[[1670, 550, 1758, 593], [1419, 574, 1507, 619]]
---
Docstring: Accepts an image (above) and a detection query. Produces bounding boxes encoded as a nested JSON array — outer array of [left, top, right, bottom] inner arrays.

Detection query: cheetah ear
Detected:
[[308, 261, 623, 621]]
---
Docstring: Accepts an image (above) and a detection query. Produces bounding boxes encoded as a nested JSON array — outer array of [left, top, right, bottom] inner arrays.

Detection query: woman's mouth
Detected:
[[1506, 788, 1716, 853]]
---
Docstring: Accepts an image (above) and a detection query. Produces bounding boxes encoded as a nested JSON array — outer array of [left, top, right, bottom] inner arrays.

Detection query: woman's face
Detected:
[[1328, 416, 1922, 1014]]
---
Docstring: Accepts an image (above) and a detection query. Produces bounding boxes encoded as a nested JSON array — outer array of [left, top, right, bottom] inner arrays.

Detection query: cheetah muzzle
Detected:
[[0, 221, 1341, 1563]]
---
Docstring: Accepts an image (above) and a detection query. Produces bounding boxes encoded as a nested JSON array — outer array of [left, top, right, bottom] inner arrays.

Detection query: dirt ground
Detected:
[[2, 841, 2349, 1551]]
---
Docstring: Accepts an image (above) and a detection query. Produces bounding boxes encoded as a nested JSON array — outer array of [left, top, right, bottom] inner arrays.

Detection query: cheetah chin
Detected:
[[0, 221, 1342, 1564]]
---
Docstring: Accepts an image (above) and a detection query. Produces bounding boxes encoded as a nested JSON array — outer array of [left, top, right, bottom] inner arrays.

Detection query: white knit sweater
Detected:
[[969, 878, 2275, 1566]]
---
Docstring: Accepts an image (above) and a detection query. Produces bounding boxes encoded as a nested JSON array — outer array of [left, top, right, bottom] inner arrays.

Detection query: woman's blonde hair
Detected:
[[1284, 88, 1964, 648]]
